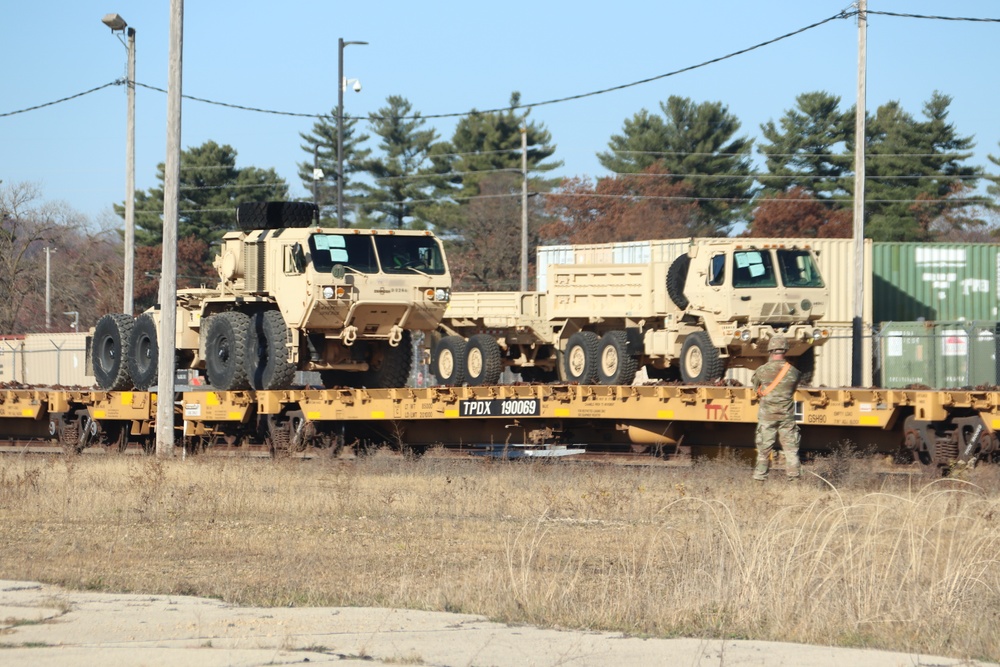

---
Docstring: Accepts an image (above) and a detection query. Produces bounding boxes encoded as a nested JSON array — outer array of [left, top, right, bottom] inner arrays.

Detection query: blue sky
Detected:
[[2, 1, 998, 226]]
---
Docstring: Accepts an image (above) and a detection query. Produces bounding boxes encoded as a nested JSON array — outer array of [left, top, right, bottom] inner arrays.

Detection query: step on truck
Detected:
[[432, 239, 830, 386], [90, 202, 452, 391]]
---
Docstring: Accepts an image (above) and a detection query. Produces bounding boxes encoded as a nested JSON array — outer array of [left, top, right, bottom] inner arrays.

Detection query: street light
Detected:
[[101, 13, 136, 315], [337, 37, 367, 228], [63, 311, 79, 331]]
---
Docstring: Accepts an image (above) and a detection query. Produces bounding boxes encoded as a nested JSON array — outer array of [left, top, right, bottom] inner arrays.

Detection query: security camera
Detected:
[[352, 80, 362, 93]]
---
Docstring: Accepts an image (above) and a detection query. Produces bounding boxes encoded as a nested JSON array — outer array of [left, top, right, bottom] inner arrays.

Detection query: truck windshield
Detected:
[[732, 250, 777, 288], [373, 235, 447, 275], [776, 249, 824, 288], [309, 234, 379, 273]]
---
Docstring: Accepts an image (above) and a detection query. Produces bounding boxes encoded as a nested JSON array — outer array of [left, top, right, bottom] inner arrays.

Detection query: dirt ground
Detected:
[[1, 580, 995, 667]]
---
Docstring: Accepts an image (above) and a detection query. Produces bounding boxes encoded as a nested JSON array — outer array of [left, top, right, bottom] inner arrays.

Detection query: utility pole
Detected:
[[124, 24, 136, 315], [312, 145, 320, 208], [851, 0, 867, 387], [157, 0, 183, 457], [520, 127, 529, 291], [45, 247, 54, 330]]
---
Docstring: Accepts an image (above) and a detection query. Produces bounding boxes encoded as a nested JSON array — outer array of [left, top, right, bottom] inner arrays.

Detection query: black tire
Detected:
[[597, 331, 638, 386], [92, 314, 134, 391], [465, 334, 503, 386], [795, 346, 816, 386], [679, 331, 725, 383], [564, 331, 601, 384], [667, 254, 691, 310], [236, 201, 318, 231], [246, 310, 296, 390], [127, 313, 159, 391], [363, 332, 413, 388], [204, 312, 251, 390], [431, 335, 467, 386]]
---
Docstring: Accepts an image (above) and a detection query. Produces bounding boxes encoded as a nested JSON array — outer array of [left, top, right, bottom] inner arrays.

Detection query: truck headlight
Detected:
[[739, 329, 752, 342], [322, 286, 335, 299], [435, 288, 450, 302]]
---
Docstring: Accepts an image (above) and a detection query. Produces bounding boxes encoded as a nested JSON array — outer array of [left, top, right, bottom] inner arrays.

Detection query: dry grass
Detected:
[[2, 451, 1000, 662]]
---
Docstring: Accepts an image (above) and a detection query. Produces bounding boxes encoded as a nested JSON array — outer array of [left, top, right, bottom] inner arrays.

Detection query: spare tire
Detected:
[[236, 202, 318, 231], [93, 314, 135, 391], [667, 254, 690, 310]]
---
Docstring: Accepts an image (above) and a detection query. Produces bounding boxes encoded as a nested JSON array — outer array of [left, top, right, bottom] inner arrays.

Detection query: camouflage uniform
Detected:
[[751, 355, 802, 480]]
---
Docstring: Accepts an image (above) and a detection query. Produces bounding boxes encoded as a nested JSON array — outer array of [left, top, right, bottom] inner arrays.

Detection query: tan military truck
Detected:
[[90, 202, 452, 391], [432, 239, 830, 386]]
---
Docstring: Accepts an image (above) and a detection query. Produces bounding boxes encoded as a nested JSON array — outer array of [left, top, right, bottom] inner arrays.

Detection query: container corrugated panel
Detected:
[[878, 322, 936, 387], [21, 333, 93, 387], [872, 242, 1000, 322], [726, 323, 873, 388], [538, 238, 873, 323]]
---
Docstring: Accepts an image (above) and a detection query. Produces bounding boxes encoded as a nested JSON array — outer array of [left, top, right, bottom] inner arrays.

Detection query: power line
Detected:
[[0, 80, 121, 118], [129, 11, 854, 121], [866, 10, 1000, 23]]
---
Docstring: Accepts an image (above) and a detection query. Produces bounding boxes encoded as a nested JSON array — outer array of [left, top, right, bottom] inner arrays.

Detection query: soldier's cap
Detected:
[[767, 336, 789, 352]]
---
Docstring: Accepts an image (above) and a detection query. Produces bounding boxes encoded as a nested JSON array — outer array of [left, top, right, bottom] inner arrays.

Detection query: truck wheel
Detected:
[[564, 331, 600, 384], [597, 331, 638, 386], [246, 310, 296, 390], [127, 313, 159, 391], [465, 334, 503, 386], [667, 255, 690, 310], [364, 332, 412, 388], [204, 312, 251, 390], [93, 314, 135, 391], [431, 336, 467, 386], [680, 331, 725, 383], [795, 347, 816, 385]]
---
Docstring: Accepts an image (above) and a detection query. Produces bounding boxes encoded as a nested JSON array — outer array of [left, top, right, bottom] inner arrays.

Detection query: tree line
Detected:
[[2, 89, 998, 334]]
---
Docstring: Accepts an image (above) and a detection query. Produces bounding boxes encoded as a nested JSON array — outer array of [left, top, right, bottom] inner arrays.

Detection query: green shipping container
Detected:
[[879, 322, 936, 388], [879, 321, 999, 388], [872, 242, 1000, 322]]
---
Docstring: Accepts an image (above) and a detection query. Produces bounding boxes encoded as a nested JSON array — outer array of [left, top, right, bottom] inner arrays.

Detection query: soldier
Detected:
[[751, 336, 802, 481]]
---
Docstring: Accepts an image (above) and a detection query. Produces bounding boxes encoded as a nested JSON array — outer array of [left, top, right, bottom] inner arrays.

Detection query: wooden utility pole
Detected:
[[157, 0, 183, 457], [520, 127, 529, 292], [851, 0, 867, 387]]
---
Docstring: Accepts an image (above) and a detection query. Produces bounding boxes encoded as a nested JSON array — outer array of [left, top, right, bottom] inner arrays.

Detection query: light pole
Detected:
[[63, 311, 79, 332], [337, 37, 367, 228], [101, 13, 136, 316]]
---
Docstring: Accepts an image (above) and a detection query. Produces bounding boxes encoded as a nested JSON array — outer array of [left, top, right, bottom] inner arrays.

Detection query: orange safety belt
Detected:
[[757, 362, 792, 398]]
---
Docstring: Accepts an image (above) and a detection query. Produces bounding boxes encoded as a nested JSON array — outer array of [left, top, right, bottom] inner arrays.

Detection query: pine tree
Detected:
[[129, 141, 288, 246], [357, 96, 449, 229], [297, 110, 371, 226], [597, 96, 754, 234]]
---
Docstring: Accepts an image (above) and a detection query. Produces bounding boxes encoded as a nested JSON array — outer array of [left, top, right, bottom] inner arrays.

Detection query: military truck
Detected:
[[432, 239, 830, 386], [90, 202, 452, 391]]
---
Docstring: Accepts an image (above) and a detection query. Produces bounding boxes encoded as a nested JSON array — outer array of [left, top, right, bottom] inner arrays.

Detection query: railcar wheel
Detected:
[[127, 313, 159, 391], [93, 313, 135, 391], [564, 331, 600, 384], [246, 310, 296, 390], [465, 334, 503, 386], [680, 331, 725, 383], [204, 312, 251, 390], [597, 330, 637, 385], [431, 335, 467, 386]]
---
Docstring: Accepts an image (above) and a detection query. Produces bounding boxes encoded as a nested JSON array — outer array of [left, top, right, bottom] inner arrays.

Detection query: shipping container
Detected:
[[537, 238, 873, 323], [872, 242, 1000, 322], [877, 321, 1000, 389], [0, 333, 94, 387]]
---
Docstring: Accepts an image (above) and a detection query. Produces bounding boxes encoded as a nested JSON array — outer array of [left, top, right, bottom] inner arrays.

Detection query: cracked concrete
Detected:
[[0, 580, 995, 667]]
